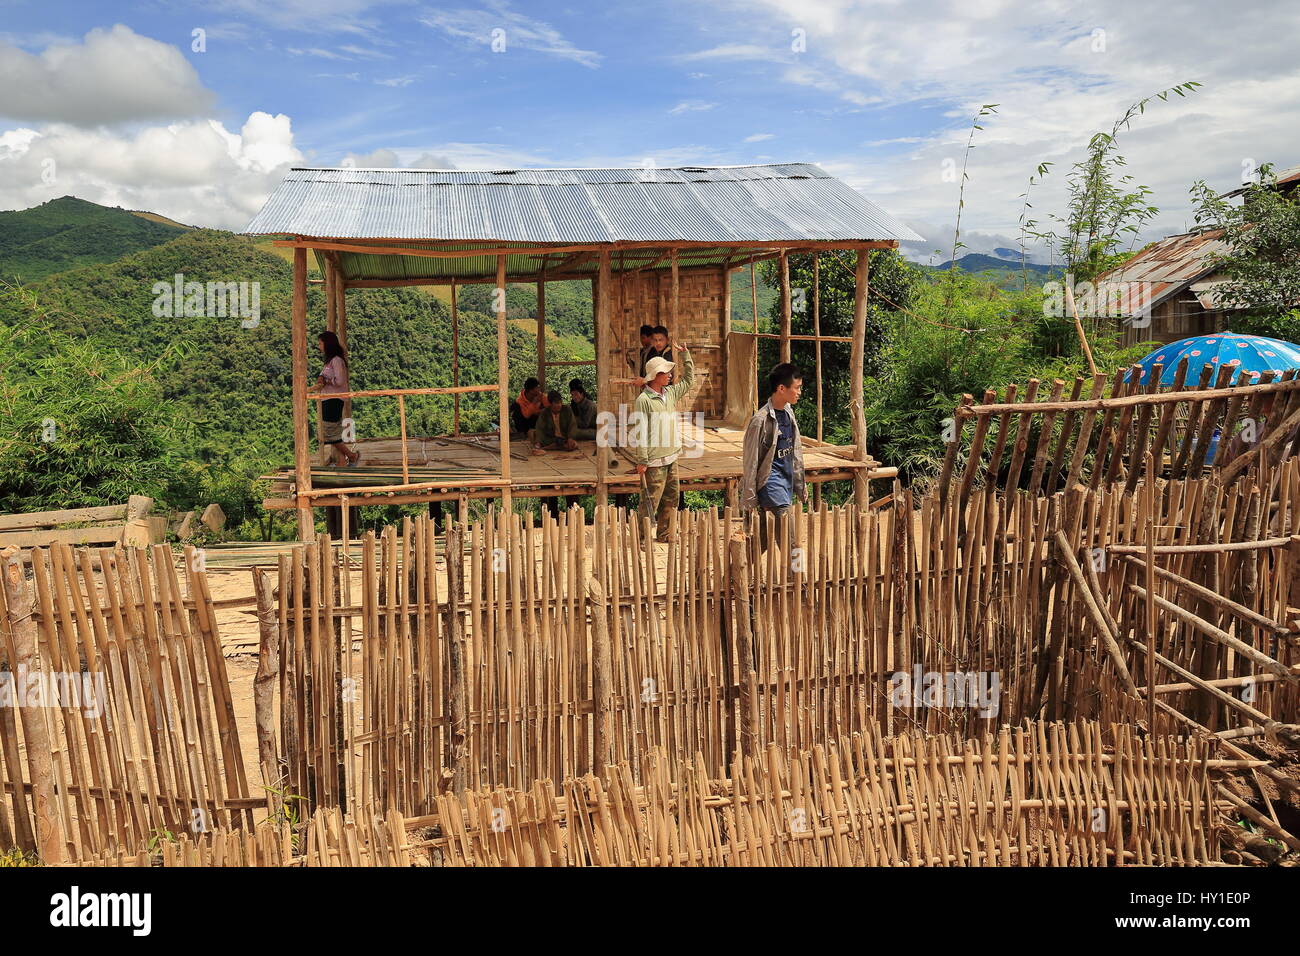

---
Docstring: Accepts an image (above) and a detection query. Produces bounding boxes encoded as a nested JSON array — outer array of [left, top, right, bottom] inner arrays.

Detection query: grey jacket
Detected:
[[739, 401, 807, 512]]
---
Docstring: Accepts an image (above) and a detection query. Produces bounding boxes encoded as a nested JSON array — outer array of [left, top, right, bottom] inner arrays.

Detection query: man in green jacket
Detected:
[[535, 390, 578, 451], [632, 341, 693, 540]]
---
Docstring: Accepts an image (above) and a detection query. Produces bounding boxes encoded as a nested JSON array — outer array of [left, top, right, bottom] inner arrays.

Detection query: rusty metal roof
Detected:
[[1093, 230, 1231, 317]]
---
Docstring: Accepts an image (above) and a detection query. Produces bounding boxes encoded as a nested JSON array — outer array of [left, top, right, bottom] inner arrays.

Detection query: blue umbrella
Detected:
[[1129, 332, 1300, 387]]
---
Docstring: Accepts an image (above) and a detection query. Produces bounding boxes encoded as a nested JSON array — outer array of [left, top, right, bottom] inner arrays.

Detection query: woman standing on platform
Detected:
[[315, 330, 361, 467]]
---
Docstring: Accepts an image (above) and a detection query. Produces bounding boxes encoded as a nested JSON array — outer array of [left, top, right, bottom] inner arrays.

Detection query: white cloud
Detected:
[[669, 100, 717, 115], [213, 0, 412, 36], [376, 75, 416, 87], [0, 112, 303, 229], [420, 0, 601, 68], [744, 133, 775, 142], [702, 0, 1300, 251], [678, 43, 779, 62], [0, 25, 215, 126]]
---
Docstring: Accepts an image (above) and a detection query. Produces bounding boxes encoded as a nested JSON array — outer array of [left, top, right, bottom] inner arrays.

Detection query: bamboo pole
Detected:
[[588, 576, 613, 775], [252, 568, 280, 810], [495, 255, 512, 514], [451, 280, 460, 435], [536, 279, 546, 387], [813, 253, 823, 442], [778, 250, 791, 364], [849, 247, 871, 506], [1062, 281, 1098, 376], [595, 251, 612, 508], [748, 262, 760, 413], [291, 246, 314, 540], [445, 524, 467, 793]]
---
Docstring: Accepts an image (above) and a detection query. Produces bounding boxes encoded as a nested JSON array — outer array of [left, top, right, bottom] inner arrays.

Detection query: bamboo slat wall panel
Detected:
[[612, 267, 727, 417], [271, 454, 1299, 815], [0, 543, 253, 863]]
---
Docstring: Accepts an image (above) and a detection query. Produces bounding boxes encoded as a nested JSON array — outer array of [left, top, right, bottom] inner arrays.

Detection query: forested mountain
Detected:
[[0, 196, 191, 282]]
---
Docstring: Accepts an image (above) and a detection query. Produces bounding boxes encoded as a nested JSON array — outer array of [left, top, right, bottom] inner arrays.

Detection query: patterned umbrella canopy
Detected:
[[1129, 332, 1300, 386]]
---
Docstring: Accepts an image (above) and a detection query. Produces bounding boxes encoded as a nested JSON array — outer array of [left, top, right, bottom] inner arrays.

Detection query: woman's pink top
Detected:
[[320, 356, 348, 396]]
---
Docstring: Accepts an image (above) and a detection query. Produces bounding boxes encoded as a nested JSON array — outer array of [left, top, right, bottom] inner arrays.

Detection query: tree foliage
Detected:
[[1189, 162, 1300, 338]]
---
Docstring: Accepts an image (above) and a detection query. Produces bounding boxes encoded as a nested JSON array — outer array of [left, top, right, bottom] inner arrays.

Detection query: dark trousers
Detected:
[[510, 404, 538, 436]]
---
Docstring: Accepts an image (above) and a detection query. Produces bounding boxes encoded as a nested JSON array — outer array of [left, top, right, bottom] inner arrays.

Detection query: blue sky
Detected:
[[2, 0, 1297, 260]]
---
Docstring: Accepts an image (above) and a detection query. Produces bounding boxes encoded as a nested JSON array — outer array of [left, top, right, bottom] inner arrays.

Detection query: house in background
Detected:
[[1099, 229, 1234, 348], [1100, 162, 1299, 348]]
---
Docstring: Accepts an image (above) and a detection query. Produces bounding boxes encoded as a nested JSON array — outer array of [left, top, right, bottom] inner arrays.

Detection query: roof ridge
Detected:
[[289, 163, 823, 173]]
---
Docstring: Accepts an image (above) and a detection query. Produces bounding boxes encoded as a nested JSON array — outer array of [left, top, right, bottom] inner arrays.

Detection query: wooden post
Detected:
[[670, 247, 680, 331], [750, 261, 760, 412], [325, 258, 337, 333], [720, 263, 731, 336], [536, 278, 546, 387], [495, 255, 512, 514], [445, 524, 467, 793], [595, 250, 612, 508], [2, 547, 62, 863], [1144, 451, 1157, 732], [252, 568, 281, 810], [336, 272, 351, 425], [587, 576, 613, 775], [729, 532, 759, 755], [779, 249, 792, 363], [291, 246, 314, 539], [813, 253, 824, 442], [451, 279, 460, 435], [850, 247, 871, 507]]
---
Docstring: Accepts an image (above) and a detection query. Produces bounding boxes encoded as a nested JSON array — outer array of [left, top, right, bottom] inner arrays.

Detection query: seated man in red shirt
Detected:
[[510, 377, 545, 439]]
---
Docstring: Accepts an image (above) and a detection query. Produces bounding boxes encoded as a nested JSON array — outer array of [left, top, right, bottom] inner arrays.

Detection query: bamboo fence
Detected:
[[938, 362, 1300, 504], [0, 542, 253, 864], [71, 721, 1221, 867], [267, 454, 1300, 815]]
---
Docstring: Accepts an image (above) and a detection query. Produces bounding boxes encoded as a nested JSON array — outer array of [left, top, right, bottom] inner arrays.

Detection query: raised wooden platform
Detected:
[[262, 423, 895, 509]]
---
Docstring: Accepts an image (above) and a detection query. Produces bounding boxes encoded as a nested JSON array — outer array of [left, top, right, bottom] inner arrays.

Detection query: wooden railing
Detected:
[[309, 383, 502, 492]]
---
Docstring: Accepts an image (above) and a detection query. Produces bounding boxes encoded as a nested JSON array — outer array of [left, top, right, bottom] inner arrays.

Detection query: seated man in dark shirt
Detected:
[[568, 379, 597, 440], [535, 389, 577, 451]]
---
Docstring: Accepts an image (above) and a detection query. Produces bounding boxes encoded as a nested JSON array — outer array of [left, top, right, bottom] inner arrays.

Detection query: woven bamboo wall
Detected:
[[609, 266, 728, 418]]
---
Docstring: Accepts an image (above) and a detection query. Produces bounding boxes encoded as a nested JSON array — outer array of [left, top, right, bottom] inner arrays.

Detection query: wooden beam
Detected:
[[595, 252, 612, 508], [496, 255, 512, 513], [291, 246, 314, 539], [850, 247, 870, 506]]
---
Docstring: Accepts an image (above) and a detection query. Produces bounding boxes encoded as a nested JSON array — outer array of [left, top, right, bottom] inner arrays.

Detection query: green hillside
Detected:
[[0, 196, 190, 282]]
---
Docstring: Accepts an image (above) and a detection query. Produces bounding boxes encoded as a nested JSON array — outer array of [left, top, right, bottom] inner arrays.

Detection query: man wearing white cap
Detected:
[[632, 341, 693, 540]]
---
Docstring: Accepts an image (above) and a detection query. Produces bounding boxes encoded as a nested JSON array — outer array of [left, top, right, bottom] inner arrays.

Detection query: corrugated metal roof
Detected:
[[242, 163, 920, 245], [1093, 230, 1231, 316]]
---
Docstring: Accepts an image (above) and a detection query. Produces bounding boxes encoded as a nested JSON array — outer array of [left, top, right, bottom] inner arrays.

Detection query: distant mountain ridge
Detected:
[[926, 253, 1055, 275], [0, 195, 190, 283]]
